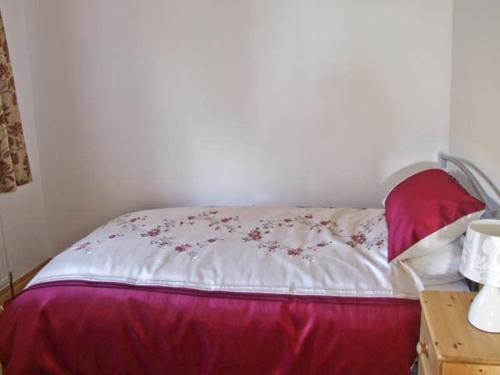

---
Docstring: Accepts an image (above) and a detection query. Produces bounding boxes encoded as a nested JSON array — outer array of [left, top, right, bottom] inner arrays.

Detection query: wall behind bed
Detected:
[[450, 0, 500, 190], [21, 0, 453, 254]]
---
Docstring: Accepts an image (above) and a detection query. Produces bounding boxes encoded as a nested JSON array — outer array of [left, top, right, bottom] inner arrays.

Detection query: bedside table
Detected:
[[418, 291, 500, 375]]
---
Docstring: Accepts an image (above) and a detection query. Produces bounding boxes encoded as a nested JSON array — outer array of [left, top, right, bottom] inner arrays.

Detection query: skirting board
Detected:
[[0, 258, 51, 308]]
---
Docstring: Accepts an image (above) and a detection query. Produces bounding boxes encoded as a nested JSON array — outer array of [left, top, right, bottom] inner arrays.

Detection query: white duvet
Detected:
[[29, 207, 422, 298]]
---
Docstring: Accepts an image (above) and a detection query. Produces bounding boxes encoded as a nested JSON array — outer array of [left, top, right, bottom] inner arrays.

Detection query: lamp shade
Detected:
[[460, 220, 500, 287]]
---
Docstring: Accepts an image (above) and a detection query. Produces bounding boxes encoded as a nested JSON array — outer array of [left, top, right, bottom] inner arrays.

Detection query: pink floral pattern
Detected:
[[72, 208, 387, 261], [345, 214, 386, 250]]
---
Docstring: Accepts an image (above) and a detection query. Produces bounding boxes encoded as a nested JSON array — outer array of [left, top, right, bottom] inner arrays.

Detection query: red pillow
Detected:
[[385, 169, 485, 262]]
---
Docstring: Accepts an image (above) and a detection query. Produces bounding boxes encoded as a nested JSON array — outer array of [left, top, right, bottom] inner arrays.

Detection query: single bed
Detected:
[[0, 154, 497, 375]]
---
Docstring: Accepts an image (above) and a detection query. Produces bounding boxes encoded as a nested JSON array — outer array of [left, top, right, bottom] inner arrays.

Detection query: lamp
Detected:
[[460, 219, 500, 332]]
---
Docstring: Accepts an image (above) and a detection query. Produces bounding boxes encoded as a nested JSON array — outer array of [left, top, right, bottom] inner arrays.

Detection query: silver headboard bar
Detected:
[[439, 153, 499, 217]]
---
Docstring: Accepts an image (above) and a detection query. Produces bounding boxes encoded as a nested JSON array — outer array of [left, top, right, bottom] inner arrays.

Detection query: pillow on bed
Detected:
[[403, 237, 464, 286], [385, 168, 485, 262]]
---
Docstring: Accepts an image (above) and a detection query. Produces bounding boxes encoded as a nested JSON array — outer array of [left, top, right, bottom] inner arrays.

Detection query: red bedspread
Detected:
[[0, 281, 420, 375]]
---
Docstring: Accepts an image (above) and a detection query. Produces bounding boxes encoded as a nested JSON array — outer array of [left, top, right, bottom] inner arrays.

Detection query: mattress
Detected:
[[0, 207, 428, 375]]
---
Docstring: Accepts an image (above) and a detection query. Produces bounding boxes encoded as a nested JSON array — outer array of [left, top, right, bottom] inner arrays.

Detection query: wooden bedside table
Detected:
[[418, 291, 500, 375]]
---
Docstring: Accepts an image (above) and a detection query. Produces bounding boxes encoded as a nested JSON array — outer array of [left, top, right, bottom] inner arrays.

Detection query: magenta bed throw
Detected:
[[0, 281, 420, 375]]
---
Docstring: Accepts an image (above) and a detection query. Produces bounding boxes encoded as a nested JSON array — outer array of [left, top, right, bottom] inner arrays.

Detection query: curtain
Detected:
[[0, 10, 31, 192]]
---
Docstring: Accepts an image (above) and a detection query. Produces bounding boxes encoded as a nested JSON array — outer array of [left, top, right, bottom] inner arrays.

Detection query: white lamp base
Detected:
[[468, 285, 500, 333]]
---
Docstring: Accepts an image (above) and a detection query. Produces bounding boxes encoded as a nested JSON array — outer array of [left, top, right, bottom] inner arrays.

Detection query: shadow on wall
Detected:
[[459, 160, 500, 198]]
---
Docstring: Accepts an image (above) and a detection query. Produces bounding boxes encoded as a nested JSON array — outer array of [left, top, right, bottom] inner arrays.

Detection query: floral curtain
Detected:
[[0, 10, 31, 192]]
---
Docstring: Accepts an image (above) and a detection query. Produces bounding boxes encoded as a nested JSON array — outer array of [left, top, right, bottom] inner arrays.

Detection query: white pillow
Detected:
[[403, 237, 464, 286]]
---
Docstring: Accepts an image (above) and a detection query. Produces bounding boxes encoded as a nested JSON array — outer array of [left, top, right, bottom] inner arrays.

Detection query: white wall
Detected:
[[450, 0, 500, 190], [21, 0, 453, 254], [0, 0, 50, 283]]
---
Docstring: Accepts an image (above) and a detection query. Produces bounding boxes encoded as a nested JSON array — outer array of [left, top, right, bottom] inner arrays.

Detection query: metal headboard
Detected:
[[439, 153, 500, 293], [439, 153, 499, 219]]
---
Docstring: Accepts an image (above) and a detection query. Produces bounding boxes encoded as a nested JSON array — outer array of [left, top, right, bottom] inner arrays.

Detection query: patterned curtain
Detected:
[[0, 10, 32, 192]]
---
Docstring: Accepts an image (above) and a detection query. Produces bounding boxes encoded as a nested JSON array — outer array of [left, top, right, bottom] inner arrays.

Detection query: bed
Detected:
[[0, 154, 497, 375]]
